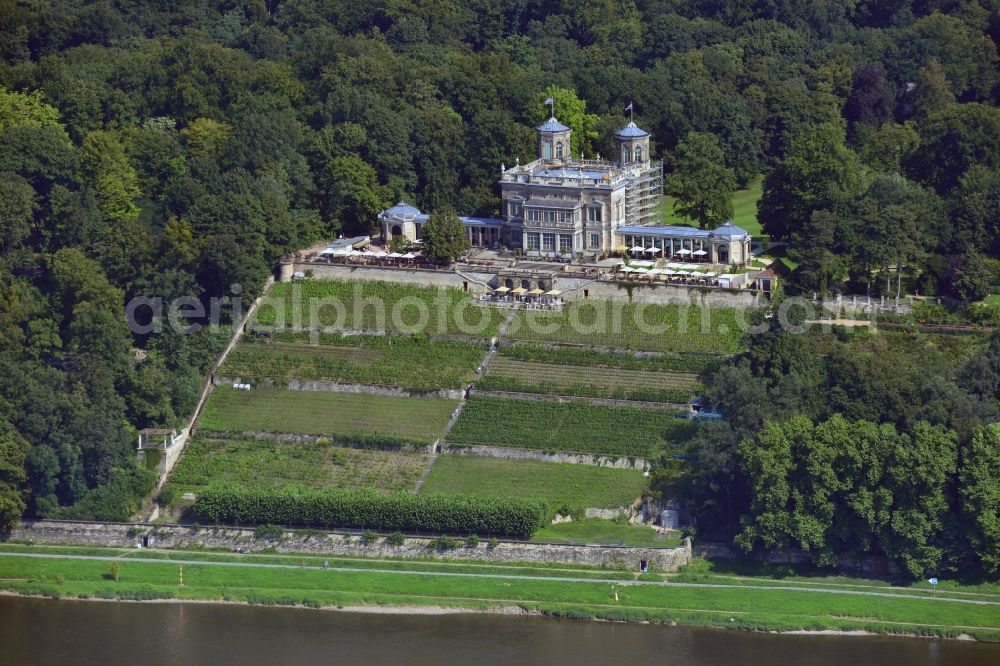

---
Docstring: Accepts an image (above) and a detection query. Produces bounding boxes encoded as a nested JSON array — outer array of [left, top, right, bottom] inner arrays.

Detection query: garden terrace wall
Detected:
[[214, 375, 465, 400], [289, 263, 764, 309], [471, 388, 688, 411], [290, 263, 498, 292], [554, 276, 765, 309], [9, 520, 693, 571], [442, 444, 649, 471]]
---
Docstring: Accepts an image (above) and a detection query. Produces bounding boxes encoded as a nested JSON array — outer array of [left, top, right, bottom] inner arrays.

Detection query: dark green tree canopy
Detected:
[[421, 209, 470, 263], [665, 132, 736, 230]]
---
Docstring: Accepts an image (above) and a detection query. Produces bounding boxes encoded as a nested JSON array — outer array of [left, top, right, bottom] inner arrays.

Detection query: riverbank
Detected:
[[1, 544, 998, 642], [0, 590, 986, 641], [6, 596, 999, 666]]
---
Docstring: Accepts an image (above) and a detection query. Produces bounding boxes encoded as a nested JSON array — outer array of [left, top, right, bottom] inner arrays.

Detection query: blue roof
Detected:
[[382, 200, 422, 218], [618, 222, 752, 239], [460, 216, 504, 227], [387, 211, 502, 227], [617, 225, 711, 239], [712, 221, 750, 238], [615, 121, 649, 138], [536, 117, 570, 133]]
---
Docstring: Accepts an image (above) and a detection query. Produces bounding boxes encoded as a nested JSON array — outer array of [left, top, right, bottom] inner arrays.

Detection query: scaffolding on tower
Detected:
[[624, 159, 663, 227]]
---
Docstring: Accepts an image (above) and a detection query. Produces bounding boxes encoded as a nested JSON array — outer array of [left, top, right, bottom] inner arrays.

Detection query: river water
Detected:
[[1, 597, 997, 665]]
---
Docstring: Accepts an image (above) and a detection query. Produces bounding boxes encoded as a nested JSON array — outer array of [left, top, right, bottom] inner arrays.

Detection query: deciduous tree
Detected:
[[665, 132, 736, 230], [421, 209, 469, 263]]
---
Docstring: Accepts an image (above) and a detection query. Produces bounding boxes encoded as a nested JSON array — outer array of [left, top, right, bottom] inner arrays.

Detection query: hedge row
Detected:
[[193, 485, 548, 538]]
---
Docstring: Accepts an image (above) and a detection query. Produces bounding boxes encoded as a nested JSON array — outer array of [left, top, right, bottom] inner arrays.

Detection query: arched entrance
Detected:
[[504, 279, 514, 289], [521, 279, 531, 289], [391, 225, 402, 236], [717, 246, 728, 265]]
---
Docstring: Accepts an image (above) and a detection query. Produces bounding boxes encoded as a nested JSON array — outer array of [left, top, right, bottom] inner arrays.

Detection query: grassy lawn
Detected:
[[660, 177, 763, 236], [506, 301, 747, 354], [532, 520, 680, 548], [220, 333, 484, 391], [446, 395, 695, 458], [199, 386, 457, 443], [480, 356, 701, 404], [673, 557, 1000, 598], [420, 456, 648, 509], [2, 549, 998, 640], [165, 435, 429, 496], [256, 280, 506, 337], [983, 294, 1000, 305]]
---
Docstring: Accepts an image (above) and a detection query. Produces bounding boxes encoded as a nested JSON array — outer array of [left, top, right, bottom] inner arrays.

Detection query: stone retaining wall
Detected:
[[554, 276, 764, 308], [441, 444, 648, 471], [238, 431, 435, 453], [9, 520, 692, 571], [472, 388, 686, 411], [291, 262, 764, 309], [294, 263, 497, 292]]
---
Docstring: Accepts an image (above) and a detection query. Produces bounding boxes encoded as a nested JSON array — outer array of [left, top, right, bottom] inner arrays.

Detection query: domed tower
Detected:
[[615, 121, 650, 165], [536, 116, 572, 161], [378, 200, 423, 242]]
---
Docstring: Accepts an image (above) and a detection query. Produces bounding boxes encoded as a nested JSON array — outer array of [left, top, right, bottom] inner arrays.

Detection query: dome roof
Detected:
[[535, 117, 571, 133], [615, 121, 649, 138], [383, 200, 422, 218], [712, 221, 750, 238]]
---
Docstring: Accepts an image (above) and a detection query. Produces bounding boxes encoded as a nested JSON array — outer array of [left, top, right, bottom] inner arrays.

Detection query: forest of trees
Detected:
[[670, 319, 1000, 578], [0, 2, 998, 561]]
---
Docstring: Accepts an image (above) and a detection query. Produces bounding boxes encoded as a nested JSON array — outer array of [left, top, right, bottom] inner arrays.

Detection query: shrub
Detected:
[[158, 484, 178, 507], [362, 529, 378, 544], [428, 536, 461, 551], [465, 534, 480, 548], [253, 523, 284, 540], [386, 531, 405, 546], [487, 537, 499, 549], [53, 468, 157, 522], [194, 485, 548, 538]]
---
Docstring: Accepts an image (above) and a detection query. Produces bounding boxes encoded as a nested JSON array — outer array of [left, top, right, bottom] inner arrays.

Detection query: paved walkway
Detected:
[[3, 551, 998, 607]]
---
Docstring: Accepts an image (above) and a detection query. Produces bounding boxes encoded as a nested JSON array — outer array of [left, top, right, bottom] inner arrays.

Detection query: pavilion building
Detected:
[[615, 222, 752, 266]]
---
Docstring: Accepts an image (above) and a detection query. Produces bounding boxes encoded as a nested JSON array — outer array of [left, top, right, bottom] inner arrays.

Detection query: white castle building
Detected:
[[379, 112, 751, 266]]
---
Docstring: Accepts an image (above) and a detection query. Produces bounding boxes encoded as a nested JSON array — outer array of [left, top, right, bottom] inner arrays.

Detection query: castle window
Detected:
[[526, 232, 540, 250], [635, 146, 643, 161], [590, 233, 599, 248], [556, 142, 564, 158], [559, 235, 572, 252], [542, 233, 556, 251], [588, 207, 602, 223], [623, 146, 632, 163]]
